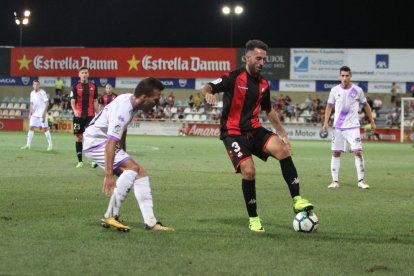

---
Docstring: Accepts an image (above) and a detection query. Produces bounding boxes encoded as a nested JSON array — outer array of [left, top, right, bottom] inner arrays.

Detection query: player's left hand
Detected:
[[103, 176, 116, 196]]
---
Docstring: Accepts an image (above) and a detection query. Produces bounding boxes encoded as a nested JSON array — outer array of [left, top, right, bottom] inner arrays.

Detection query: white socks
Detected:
[[104, 170, 137, 218], [331, 156, 340, 182], [134, 176, 157, 227], [44, 130, 52, 147], [355, 155, 365, 181], [26, 130, 52, 147], [27, 130, 34, 146]]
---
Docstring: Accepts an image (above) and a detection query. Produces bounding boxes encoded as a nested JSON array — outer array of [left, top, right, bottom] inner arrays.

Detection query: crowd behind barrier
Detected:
[[1, 89, 413, 131]]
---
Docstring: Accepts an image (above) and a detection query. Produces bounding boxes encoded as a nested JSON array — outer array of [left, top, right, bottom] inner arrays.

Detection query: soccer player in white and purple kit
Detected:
[[21, 80, 53, 151], [322, 66, 376, 189], [83, 77, 174, 232]]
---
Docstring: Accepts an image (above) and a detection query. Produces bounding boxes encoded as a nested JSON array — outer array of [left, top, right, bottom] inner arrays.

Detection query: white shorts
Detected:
[[84, 141, 132, 172], [29, 116, 48, 128], [331, 128, 362, 152]]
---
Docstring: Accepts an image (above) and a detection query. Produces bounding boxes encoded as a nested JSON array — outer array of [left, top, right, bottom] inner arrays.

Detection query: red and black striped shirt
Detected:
[[209, 68, 271, 135], [70, 82, 98, 117], [98, 93, 118, 107]]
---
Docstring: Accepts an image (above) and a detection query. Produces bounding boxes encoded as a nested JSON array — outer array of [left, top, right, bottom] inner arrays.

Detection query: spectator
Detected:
[[188, 94, 195, 109], [366, 97, 374, 109], [159, 93, 166, 107], [211, 107, 220, 121], [177, 107, 185, 119], [390, 82, 397, 104], [385, 112, 394, 127], [47, 112, 58, 132], [55, 77, 64, 96], [304, 94, 313, 111], [286, 103, 296, 121], [164, 104, 172, 119], [373, 96, 383, 113], [165, 91, 175, 107], [194, 93, 202, 109]]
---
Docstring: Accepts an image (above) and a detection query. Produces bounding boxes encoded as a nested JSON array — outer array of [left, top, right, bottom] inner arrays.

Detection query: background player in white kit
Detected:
[[21, 80, 53, 151], [83, 77, 174, 232], [322, 66, 375, 189]]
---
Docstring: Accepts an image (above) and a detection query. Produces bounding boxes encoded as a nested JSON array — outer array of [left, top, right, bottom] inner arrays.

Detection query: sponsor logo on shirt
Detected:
[[113, 125, 121, 135]]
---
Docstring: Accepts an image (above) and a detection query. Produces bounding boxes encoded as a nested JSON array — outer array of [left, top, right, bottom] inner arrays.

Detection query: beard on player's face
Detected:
[[137, 98, 158, 112]]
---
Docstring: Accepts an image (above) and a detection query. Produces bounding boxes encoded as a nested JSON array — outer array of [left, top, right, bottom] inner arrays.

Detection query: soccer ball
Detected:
[[319, 130, 329, 138], [293, 211, 319, 233]]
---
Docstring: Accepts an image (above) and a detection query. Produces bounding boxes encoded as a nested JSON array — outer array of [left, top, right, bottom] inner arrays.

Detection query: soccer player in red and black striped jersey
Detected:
[[70, 66, 99, 168], [201, 39, 314, 233], [98, 83, 117, 112]]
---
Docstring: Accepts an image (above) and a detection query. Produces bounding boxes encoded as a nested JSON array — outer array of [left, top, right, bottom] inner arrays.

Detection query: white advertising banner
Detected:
[[38, 76, 71, 88], [264, 124, 332, 140], [279, 80, 316, 92], [290, 48, 347, 80], [127, 121, 181, 136], [348, 49, 414, 82], [115, 77, 144, 88], [367, 82, 406, 94], [195, 78, 215, 89]]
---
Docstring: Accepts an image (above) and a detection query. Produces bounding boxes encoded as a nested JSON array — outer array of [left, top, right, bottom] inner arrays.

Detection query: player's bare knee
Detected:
[[333, 152, 341, 157], [241, 166, 255, 180], [136, 165, 148, 178], [275, 145, 291, 160]]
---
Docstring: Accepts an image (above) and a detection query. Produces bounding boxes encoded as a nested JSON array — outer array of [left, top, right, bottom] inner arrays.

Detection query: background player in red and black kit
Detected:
[[70, 66, 99, 168], [98, 83, 117, 112], [201, 39, 314, 233]]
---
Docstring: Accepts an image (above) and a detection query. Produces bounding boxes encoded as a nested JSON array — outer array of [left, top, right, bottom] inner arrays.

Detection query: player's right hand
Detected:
[[103, 176, 116, 196], [322, 123, 328, 133]]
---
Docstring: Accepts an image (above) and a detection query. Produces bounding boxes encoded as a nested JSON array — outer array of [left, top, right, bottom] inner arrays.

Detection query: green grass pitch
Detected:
[[0, 131, 413, 275]]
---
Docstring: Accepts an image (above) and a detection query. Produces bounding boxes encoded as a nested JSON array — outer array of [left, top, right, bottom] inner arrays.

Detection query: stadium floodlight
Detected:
[[222, 6, 231, 15], [221, 5, 244, 47], [234, 6, 244, 15], [14, 9, 31, 47]]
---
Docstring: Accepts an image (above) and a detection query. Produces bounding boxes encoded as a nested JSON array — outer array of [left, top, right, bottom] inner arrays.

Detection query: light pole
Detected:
[[14, 10, 31, 47], [222, 5, 243, 48]]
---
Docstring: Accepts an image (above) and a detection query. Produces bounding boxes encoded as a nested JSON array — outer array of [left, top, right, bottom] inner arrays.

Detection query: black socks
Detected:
[[76, 141, 83, 162], [242, 179, 257, 217], [279, 156, 300, 198]]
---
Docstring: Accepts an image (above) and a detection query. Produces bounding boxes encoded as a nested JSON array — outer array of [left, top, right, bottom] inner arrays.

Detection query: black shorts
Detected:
[[73, 116, 94, 135], [222, 127, 276, 173]]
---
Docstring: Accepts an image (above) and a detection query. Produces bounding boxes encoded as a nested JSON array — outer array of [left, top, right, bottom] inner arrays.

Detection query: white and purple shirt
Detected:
[[30, 89, 49, 117], [83, 93, 136, 152], [327, 84, 366, 130]]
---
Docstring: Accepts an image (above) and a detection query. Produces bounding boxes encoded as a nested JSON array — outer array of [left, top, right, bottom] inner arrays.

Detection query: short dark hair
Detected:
[[340, 66, 351, 73], [245, 39, 268, 53], [78, 66, 88, 71], [33, 80, 40, 84], [134, 77, 165, 97]]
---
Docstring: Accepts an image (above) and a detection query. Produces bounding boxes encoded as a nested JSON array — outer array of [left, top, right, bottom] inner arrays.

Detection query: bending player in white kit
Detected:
[[83, 77, 174, 232], [322, 66, 375, 189], [21, 80, 53, 151]]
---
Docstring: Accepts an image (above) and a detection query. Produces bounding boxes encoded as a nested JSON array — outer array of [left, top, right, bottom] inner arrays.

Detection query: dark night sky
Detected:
[[0, 0, 412, 49]]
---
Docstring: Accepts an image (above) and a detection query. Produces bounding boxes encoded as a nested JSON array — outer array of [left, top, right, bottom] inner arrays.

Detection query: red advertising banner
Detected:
[[361, 128, 412, 142], [0, 119, 23, 131], [10, 48, 236, 78]]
